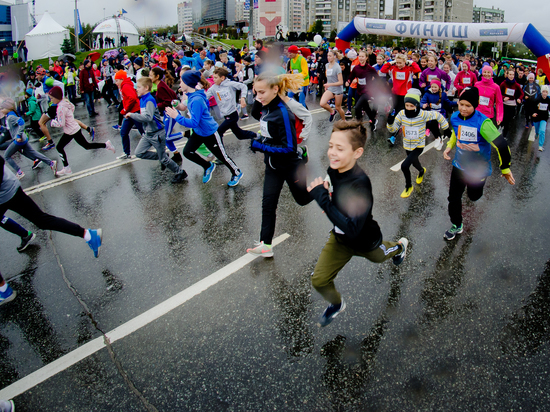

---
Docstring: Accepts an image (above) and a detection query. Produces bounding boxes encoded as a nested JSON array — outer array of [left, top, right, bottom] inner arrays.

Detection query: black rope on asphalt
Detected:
[[48, 230, 159, 412]]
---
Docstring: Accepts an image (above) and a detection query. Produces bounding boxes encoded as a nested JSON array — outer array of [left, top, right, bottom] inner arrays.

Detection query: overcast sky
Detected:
[[25, 0, 550, 41]]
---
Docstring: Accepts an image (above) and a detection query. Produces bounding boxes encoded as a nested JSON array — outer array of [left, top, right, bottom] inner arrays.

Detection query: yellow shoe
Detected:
[[416, 167, 426, 184], [400, 186, 414, 198]]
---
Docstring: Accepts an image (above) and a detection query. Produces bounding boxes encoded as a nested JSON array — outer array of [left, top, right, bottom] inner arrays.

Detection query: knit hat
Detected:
[[36, 67, 46, 75], [25, 88, 33, 96], [430, 79, 442, 89], [527, 73, 535, 80], [48, 86, 63, 101], [214, 61, 224, 68], [482, 65, 493, 75], [347, 50, 357, 60], [542, 85, 549, 94], [134, 57, 144, 67], [83, 59, 91, 67], [243, 55, 252, 63], [114, 70, 127, 80], [181, 70, 202, 89], [404, 88, 422, 107], [458, 87, 479, 108], [287, 45, 299, 54]]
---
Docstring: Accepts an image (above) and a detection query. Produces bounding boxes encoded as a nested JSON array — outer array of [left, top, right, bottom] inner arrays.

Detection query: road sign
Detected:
[[427, 39, 432, 45]]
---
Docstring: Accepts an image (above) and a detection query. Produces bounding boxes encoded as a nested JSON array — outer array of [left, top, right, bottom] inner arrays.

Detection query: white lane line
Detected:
[[390, 138, 443, 172], [528, 126, 536, 142], [0, 233, 290, 400], [24, 109, 327, 195]]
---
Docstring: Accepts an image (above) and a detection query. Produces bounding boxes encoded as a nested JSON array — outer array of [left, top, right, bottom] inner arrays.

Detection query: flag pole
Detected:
[[74, 0, 79, 52]]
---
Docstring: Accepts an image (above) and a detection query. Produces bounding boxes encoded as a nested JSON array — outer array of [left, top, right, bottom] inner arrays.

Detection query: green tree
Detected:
[[309, 20, 324, 34], [329, 29, 337, 42], [60, 38, 75, 54], [454, 40, 466, 54], [206, 28, 212, 37], [366, 34, 378, 46], [478, 42, 493, 58], [403, 37, 416, 49], [144, 33, 154, 52]]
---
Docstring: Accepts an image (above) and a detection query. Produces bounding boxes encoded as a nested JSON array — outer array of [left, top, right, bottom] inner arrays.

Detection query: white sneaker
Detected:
[[435, 137, 444, 151], [539, 146, 544, 152], [246, 241, 273, 258], [56, 166, 72, 176], [116, 153, 133, 160], [105, 140, 116, 153], [50, 160, 57, 174]]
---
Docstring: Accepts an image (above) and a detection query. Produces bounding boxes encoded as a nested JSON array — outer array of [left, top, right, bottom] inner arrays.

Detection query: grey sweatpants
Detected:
[[135, 131, 182, 174], [4, 140, 52, 173]]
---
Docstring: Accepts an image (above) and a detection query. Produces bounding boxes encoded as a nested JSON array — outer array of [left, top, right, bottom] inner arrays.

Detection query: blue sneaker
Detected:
[[0, 284, 16, 307], [202, 162, 216, 183], [318, 300, 346, 327], [42, 141, 55, 151], [388, 135, 396, 145], [86, 229, 102, 258], [89, 126, 95, 141], [112, 124, 120, 131], [227, 171, 243, 187], [392, 238, 408, 266], [329, 111, 336, 122]]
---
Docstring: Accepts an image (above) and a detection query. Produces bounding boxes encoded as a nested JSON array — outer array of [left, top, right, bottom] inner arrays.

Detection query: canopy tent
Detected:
[[92, 18, 140, 47], [25, 11, 69, 61]]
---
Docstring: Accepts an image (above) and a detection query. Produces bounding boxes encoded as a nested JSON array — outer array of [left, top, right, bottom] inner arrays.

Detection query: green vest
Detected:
[[290, 55, 309, 83]]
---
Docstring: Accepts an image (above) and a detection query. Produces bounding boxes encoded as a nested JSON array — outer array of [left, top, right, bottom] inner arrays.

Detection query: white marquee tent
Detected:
[[93, 18, 140, 46], [25, 12, 69, 61]]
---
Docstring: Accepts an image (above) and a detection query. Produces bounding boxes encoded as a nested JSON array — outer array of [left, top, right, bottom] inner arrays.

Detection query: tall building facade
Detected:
[[473, 6, 504, 23], [177, 2, 193, 34], [235, 0, 250, 24], [202, 0, 235, 28], [306, 0, 385, 35], [393, 0, 473, 23]]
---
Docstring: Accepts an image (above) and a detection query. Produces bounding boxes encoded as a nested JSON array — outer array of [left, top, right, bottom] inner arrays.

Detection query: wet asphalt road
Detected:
[[1, 92, 550, 411]]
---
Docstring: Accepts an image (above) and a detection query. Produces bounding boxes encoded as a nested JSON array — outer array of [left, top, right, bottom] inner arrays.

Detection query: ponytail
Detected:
[[254, 71, 303, 94]]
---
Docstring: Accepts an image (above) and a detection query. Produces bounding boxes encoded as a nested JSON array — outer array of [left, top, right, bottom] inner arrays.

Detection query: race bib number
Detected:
[[539, 103, 548, 111], [293, 69, 299, 74], [88, 78, 93, 84], [403, 126, 420, 140], [479, 96, 490, 106], [395, 71, 406, 81], [505, 88, 515, 97], [536, 79, 540, 85], [462, 77, 471, 84], [334, 226, 345, 235], [217, 90, 231, 101], [458, 125, 478, 142], [326, 69, 333, 76], [358, 78, 366, 85], [430, 103, 441, 110], [260, 119, 271, 138], [428, 75, 438, 82]]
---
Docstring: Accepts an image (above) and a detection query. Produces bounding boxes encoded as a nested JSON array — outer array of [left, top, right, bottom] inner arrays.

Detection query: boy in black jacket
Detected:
[[307, 120, 408, 327]]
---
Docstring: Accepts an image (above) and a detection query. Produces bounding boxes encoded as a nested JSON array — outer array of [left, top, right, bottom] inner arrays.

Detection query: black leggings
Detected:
[[30, 119, 44, 138], [260, 158, 313, 244], [183, 130, 240, 176], [57, 130, 106, 167], [426, 119, 441, 139], [0, 188, 85, 238], [447, 166, 486, 226], [218, 111, 256, 140], [354, 93, 377, 122], [401, 147, 424, 189], [501, 105, 517, 137]]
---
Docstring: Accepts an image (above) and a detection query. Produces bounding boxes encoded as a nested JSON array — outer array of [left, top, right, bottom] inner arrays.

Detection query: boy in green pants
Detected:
[[307, 120, 409, 327]]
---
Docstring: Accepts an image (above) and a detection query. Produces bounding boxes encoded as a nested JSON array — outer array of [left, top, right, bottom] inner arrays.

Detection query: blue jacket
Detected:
[[206, 51, 216, 61], [174, 90, 218, 136], [420, 90, 456, 117]]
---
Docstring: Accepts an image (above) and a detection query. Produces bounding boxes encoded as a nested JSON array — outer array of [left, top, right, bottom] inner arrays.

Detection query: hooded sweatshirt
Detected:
[[206, 79, 247, 117], [50, 100, 80, 135], [119, 77, 140, 115], [499, 78, 524, 107], [454, 61, 478, 95], [474, 71, 503, 123], [174, 90, 218, 137], [419, 66, 451, 92], [128, 92, 164, 136], [25, 95, 42, 121]]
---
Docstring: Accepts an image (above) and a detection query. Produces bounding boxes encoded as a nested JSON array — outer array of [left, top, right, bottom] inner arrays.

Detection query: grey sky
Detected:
[[26, 0, 550, 41]]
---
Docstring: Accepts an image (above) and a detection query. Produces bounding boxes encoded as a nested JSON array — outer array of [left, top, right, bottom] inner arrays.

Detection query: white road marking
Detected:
[[0, 233, 290, 400], [528, 126, 536, 142], [390, 138, 444, 172], [24, 109, 327, 195]]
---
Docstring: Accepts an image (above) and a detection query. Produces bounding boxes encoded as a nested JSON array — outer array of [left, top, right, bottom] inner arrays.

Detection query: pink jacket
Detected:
[[454, 71, 478, 95], [50, 100, 80, 135], [474, 78, 503, 124]]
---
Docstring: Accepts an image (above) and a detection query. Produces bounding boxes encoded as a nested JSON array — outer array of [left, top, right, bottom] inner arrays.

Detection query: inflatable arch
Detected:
[[336, 18, 550, 79]]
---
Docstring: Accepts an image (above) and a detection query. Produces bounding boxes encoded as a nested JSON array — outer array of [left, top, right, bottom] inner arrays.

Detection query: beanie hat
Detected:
[[527, 73, 535, 80], [458, 87, 479, 108], [287, 45, 299, 54], [347, 50, 357, 60], [430, 79, 442, 89], [214, 61, 224, 68], [36, 67, 46, 75], [134, 57, 144, 67], [541, 85, 549, 94], [482, 65, 493, 75], [181, 70, 202, 89], [48, 86, 63, 101], [25, 88, 33, 96], [243, 55, 252, 63], [45, 77, 54, 87], [114, 70, 128, 80], [404, 88, 422, 107], [83, 59, 90, 67]]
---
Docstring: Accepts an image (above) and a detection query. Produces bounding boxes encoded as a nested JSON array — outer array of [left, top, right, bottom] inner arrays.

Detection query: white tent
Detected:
[[93, 18, 140, 46], [25, 12, 69, 61]]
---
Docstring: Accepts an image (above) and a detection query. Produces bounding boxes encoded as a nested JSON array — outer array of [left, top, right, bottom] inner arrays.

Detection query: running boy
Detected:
[[443, 87, 515, 240], [308, 120, 408, 327], [532, 85, 550, 151]]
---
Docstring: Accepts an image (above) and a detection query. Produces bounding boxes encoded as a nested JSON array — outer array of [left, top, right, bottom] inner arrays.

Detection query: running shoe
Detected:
[[444, 223, 463, 241], [388, 135, 396, 146], [539, 146, 544, 152], [17, 232, 36, 252], [370, 118, 378, 132], [171, 169, 188, 183], [318, 300, 346, 327], [246, 241, 273, 258], [16, 170, 24, 180], [329, 111, 336, 122], [202, 162, 216, 183], [112, 125, 121, 131], [0, 285, 16, 307], [171, 152, 183, 163], [56, 166, 72, 176], [345, 110, 352, 118], [227, 171, 243, 187], [116, 153, 132, 160], [392, 238, 408, 266], [240, 114, 249, 120], [416, 167, 426, 184], [39, 135, 48, 141], [525, 123, 530, 129], [300, 145, 309, 164], [105, 140, 116, 153], [31, 159, 41, 170], [86, 228, 102, 258], [50, 160, 57, 174], [435, 137, 444, 151], [42, 141, 55, 151], [89, 127, 95, 141], [400, 186, 413, 198]]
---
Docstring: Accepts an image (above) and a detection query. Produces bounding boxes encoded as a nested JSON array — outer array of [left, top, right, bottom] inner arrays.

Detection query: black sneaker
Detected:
[[17, 232, 36, 252], [171, 170, 188, 183], [318, 300, 346, 327], [31, 159, 41, 170], [300, 145, 308, 164], [171, 152, 183, 163], [444, 223, 463, 241], [392, 237, 408, 266]]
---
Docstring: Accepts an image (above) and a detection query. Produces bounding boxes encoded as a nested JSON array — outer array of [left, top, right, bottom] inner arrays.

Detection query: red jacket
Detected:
[[119, 78, 140, 115], [154, 80, 176, 114], [79, 67, 97, 93], [380, 61, 421, 96]]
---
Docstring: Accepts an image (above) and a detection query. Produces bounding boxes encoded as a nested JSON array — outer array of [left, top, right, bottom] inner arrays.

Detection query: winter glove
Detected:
[[443, 127, 453, 138]]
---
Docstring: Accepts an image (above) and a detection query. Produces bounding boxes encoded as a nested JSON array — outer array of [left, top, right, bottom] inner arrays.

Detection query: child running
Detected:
[[443, 87, 515, 240], [420, 79, 456, 150], [320, 50, 345, 122], [47, 87, 115, 176], [126, 77, 188, 183], [533, 85, 550, 151], [387, 89, 453, 198], [165, 70, 243, 187], [307, 120, 408, 327], [114, 70, 144, 159], [245, 71, 312, 257]]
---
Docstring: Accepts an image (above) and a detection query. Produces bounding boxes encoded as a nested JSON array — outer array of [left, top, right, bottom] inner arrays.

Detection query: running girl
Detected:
[[420, 79, 456, 150], [320, 50, 345, 122], [346, 50, 379, 131], [475, 65, 503, 126]]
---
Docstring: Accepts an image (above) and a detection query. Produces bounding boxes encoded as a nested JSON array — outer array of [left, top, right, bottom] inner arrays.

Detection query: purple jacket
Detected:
[[419, 67, 452, 92]]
